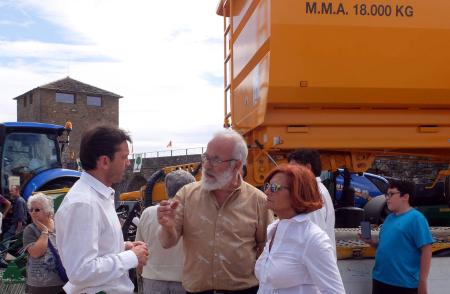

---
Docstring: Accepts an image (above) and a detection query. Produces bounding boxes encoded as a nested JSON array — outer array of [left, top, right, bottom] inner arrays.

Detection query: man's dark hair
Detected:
[[79, 125, 131, 171], [287, 149, 322, 177], [388, 179, 415, 204]]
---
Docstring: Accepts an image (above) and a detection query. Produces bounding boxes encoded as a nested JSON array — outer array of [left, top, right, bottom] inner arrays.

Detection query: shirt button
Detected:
[[214, 253, 217, 257]]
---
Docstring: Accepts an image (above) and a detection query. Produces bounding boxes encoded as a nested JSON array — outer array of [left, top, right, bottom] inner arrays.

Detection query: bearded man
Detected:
[[157, 129, 273, 294]]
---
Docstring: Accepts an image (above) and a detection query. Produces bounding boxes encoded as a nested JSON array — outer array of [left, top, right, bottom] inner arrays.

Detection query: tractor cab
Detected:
[[0, 122, 80, 199]]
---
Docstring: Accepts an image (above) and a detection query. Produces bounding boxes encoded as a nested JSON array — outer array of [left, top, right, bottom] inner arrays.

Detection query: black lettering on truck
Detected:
[[396, 5, 414, 17], [322, 2, 333, 14], [306, 1, 317, 14]]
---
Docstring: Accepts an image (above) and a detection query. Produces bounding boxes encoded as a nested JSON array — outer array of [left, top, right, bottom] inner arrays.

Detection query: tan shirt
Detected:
[[173, 180, 273, 292]]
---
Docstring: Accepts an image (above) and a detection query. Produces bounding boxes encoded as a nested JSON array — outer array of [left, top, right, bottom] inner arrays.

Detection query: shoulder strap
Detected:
[[47, 238, 59, 258], [47, 238, 69, 282]]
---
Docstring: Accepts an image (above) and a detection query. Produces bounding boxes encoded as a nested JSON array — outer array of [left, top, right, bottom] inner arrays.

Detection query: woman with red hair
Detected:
[[255, 164, 345, 294]]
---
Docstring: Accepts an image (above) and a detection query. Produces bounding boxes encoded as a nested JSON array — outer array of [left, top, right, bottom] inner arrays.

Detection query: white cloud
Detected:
[[0, 40, 107, 60], [0, 0, 225, 152]]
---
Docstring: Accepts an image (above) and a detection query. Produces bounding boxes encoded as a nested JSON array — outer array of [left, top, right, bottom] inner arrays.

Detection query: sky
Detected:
[[0, 0, 225, 154]]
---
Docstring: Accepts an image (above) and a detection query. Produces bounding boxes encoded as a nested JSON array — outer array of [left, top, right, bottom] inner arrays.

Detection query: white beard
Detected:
[[201, 167, 235, 191]]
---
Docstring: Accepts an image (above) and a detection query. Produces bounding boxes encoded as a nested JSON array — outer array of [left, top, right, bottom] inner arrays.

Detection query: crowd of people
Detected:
[[0, 125, 434, 294]]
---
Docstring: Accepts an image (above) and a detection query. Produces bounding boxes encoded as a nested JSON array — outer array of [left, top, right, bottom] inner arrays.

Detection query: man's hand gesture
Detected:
[[157, 200, 179, 229]]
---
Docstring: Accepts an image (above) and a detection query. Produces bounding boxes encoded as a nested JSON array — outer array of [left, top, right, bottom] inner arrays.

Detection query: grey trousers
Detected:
[[142, 278, 185, 294]]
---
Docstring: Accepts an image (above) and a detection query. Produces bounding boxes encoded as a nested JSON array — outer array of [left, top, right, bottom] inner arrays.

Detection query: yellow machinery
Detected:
[[119, 163, 201, 203], [216, 0, 450, 186]]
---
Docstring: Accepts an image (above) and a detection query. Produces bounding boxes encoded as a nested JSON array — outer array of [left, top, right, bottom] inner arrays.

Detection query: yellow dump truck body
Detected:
[[218, 0, 450, 184]]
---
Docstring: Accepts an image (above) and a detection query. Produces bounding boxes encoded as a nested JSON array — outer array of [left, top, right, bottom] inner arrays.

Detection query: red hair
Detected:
[[264, 164, 323, 214]]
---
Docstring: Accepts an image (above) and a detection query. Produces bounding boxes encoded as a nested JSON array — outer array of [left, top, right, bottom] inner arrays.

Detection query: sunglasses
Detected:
[[263, 182, 290, 193], [29, 208, 42, 213]]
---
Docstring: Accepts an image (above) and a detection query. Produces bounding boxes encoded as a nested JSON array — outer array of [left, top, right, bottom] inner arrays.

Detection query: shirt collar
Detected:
[[81, 172, 115, 200], [290, 213, 310, 223], [234, 174, 244, 191]]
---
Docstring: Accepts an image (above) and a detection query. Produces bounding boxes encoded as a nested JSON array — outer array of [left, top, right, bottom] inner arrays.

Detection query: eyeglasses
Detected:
[[29, 208, 42, 213], [201, 154, 237, 166], [385, 191, 401, 199], [263, 183, 290, 193]]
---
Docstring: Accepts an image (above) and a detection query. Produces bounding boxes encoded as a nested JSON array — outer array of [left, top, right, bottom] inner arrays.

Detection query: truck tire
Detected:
[[39, 176, 79, 191], [433, 248, 450, 257], [364, 195, 389, 224], [335, 207, 365, 228], [445, 176, 450, 206]]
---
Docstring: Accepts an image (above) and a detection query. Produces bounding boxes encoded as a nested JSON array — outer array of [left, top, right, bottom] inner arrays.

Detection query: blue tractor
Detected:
[[333, 169, 389, 208], [320, 168, 390, 226], [0, 122, 80, 200]]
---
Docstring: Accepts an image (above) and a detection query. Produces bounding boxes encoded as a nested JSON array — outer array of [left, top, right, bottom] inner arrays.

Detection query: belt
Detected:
[[187, 285, 258, 294]]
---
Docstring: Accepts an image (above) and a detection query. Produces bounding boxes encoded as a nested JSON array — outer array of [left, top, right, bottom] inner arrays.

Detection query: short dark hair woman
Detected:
[[255, 164, 345, 293]]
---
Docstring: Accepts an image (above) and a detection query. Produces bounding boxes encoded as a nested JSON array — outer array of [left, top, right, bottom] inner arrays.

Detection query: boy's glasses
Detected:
[[263, 183, 290, 193], [385, 191, 401, 199]]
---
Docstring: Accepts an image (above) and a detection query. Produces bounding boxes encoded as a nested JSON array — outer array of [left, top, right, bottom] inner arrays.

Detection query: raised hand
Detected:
[[157, 200, 179, 228]]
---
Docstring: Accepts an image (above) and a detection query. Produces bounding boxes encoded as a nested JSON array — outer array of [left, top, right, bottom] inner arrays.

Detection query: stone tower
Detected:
[[14, 76, 122, 163]]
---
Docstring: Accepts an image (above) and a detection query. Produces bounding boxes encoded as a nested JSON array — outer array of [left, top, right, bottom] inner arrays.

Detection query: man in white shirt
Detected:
[[136, 169, 195, 294], [56, 125, 149, 294], [288, 149, 336, 251]]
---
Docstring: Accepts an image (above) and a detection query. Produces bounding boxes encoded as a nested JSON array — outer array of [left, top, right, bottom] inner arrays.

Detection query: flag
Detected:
[[166, 140, 172, 148], [133, 154, 143, 173]]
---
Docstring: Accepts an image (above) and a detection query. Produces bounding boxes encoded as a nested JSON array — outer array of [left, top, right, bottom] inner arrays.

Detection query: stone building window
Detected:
[[87, 95, 102, 107], [29, 92, 33, 104], [23, 96, 27, 107], [56, 92, 75, 104]]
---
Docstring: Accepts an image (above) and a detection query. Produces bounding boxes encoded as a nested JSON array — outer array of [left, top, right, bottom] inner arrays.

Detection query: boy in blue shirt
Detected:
[[362, 179, 433, 294]]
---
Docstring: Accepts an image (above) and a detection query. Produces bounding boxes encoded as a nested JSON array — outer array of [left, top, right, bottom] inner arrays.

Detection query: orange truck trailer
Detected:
[[216, 0, 450, 182], [216, 0, 450, 292]]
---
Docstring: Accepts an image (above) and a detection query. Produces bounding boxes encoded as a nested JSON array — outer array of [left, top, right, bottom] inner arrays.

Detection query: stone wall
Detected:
[[368, 157, 450, 184], [104, 152, 450, 199], [16, 90, 41, 121]]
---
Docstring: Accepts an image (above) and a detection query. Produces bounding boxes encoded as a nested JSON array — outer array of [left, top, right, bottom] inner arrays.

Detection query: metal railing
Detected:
[[130, 147, 205, 159]]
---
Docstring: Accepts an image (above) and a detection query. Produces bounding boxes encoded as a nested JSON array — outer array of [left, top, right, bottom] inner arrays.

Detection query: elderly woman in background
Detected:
[[23, 193, 65, 294], [136, 169, 196, 294], [255, 164, 345, 294]]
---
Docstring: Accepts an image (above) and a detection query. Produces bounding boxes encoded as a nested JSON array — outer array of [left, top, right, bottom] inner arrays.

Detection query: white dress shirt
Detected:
[[135, 205, 184, 281], [55, 172, 138, 294], [307, 178, 336, 251], [255, 214, 345, 294]]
